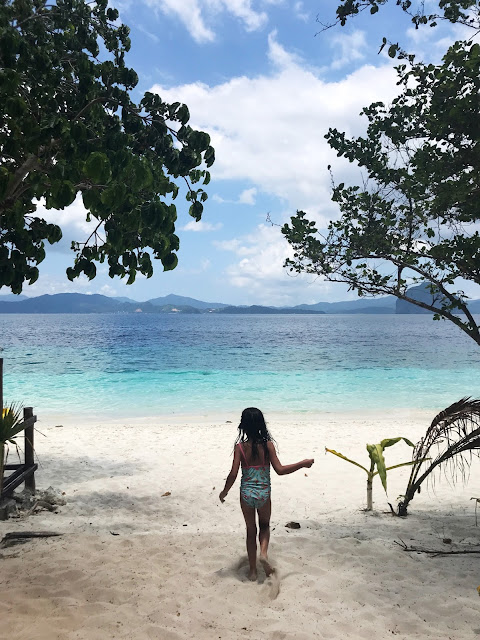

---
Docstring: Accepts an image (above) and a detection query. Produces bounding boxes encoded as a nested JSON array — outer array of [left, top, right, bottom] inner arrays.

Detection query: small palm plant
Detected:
[[0, 403, 24, 499], [326, 437, 416, 510], [398, 397, 480, 516]]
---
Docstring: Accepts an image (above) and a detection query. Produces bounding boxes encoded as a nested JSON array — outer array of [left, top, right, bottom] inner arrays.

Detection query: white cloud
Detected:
[[405, 20, 480, 62], [146, 0, 214, 42], [214, 237, 257, 256], [29, 195, 98, 255], [293, 1, 309, 22], [144, 0, 281, 43], [266, 29, 303, 68], [200, 258, 211, 271], [177, 256, 212, 275], [213, 187, 257, 205], [217, 223, 336, 306], [328, 30, 368, 70], [181, 220, 223, 231], [27, 274, 93, 296], [238, 187, 257, 205], [34, 195, 94, 236], [150, 32, 400, 219], [100, 284, 118, 296], [148, 33, 406, 305], [134, 22, 161, 43]]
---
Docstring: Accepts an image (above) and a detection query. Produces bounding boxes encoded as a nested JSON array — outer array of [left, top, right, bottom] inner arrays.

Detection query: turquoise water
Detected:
[[0, 314, 479, 418]]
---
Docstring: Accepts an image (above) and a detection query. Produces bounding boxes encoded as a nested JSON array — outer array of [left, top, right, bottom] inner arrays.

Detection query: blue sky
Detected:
[[7, 0, 479, 305]]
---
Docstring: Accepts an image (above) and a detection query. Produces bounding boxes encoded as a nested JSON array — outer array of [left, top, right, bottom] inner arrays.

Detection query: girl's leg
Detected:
[[240, 498, 258, 580], [258, 498, 274, 576]]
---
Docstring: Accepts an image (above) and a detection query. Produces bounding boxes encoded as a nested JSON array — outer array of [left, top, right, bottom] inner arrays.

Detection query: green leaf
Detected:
[[0, 403, 24, 443], [204, 146, 215, 168], [379, 437, 415, 449], [47, 224, 62, 244], [53, 181, 76, 209], [82, 189, 101, 211], [177, 104, 190, 125], [162, 252, 178, 271], [367, 443, 388, 491], [325, 447, 369, 474], [189, 201, 203, 221], [84, 153, 112, 183], [388, 44, 398, 58]]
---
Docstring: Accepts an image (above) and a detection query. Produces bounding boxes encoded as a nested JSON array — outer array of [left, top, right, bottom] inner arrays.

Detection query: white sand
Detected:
[[2, 408, 480, 639]]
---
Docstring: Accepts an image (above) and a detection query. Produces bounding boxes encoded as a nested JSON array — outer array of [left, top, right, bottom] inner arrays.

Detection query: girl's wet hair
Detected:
[[235, 407, 275, 461]]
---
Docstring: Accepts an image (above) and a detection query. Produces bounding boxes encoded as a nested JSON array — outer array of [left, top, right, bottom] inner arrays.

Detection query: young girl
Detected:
[[219, 407, 314, 581]]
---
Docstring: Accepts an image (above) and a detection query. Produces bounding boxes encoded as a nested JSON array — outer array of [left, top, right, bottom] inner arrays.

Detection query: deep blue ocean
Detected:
[[0, 313, 479, 419]]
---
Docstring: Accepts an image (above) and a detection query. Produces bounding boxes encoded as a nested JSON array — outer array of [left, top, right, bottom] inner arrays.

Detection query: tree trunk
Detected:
[[366, 476, 373, 510], [0, 442, 4, 499]]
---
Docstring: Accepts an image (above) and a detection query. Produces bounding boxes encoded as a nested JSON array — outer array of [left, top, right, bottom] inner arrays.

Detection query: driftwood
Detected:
[[0, 531, 62, 548], [25, 499, 57, 515], [394, 538, 480, 557]]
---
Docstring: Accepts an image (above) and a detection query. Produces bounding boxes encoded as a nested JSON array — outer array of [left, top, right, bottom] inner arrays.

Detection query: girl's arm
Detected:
[[219, 445, 241, 502], [267, 441, 314, 476]]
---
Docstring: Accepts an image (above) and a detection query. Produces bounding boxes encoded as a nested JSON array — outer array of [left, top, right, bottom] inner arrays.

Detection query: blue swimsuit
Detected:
[[238, 442, 271, 509]]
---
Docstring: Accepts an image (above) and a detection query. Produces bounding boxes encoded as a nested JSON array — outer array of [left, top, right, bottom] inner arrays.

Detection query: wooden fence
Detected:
[[0, 357, 37, 499]]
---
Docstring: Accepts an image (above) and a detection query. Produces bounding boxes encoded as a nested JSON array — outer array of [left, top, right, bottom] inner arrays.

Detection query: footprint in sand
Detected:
[[266, 570, 280, 600], [259, 556, 280, 600]]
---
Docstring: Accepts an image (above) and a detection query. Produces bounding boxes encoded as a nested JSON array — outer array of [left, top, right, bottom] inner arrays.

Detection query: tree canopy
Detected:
[[0, 0, 215, 293], [283, 3, 480, 346], [325, 0, 480, 30]]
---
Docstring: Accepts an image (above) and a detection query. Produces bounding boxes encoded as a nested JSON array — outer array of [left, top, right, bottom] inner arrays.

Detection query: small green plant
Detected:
[[326, 437, 416, 511], [397, 398, 480, 516], [0, 403, 24, 498]]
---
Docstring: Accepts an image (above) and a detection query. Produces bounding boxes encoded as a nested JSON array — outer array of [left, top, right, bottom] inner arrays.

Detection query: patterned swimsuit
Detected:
[[238, 442, 271, 509]]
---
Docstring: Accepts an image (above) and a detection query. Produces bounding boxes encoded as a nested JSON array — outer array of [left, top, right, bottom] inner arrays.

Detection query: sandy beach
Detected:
[[1, 408, 480, 639]]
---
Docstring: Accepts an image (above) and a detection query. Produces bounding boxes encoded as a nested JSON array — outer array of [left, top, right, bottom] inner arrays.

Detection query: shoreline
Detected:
[[36, 406, 437, 427]]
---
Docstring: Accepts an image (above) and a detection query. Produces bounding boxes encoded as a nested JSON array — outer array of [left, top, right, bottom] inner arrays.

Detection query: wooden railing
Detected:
[[0, 358, 38, 498]]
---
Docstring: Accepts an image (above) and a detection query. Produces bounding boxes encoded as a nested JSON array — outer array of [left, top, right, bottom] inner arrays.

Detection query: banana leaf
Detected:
[[325, 447, 369, 473], [367, 443, 388, 490], [367, 437, 415, 492], [380, 437, 415, 449]]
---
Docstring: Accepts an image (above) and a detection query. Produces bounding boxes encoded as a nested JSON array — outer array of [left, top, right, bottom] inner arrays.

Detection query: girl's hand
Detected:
[[219, 490, 227, 503], [303, 459, 314, 468]]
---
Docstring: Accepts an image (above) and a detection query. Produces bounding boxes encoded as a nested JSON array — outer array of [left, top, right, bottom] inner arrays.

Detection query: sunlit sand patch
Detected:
[[3, 415, 480, 639]]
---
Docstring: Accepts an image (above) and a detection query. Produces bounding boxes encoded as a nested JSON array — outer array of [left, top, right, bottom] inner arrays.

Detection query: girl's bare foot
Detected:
[[259, 554, 275, 577], [248, 568, 257, 581]]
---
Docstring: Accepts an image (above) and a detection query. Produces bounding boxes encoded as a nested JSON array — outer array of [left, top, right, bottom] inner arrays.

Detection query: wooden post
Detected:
[[0, 357, 3, 418], [0, 358, 3, 503], [24, 407, 35, 493]]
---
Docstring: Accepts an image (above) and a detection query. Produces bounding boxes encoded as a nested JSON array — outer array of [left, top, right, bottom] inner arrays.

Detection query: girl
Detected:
[[219, 407, 314, 581]]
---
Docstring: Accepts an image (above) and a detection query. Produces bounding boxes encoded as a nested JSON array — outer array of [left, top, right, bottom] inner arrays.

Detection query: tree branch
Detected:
[[1, 155, 41, 209]]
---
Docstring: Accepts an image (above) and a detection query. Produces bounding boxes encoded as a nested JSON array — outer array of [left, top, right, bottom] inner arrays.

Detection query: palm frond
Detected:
[[398, 398, 480, 515], [0, 402, 24, 444]]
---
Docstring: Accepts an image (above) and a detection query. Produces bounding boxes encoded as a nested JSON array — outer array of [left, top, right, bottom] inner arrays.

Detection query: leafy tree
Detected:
[[0, 0, 215, 292], [282, 36, 480, 346], [324, 0, 480, 30]]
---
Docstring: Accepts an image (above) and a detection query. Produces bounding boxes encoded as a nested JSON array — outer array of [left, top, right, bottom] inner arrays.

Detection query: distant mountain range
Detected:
[[0, 287, 478, 314], [395, 283, 480, 314]]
